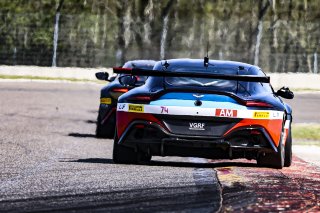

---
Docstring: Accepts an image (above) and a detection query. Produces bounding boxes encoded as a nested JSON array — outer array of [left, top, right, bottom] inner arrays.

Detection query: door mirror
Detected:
[[108, 75, 117, 82], [119, 75, 137, 86], [276, 86, 294, 99], [95, 72, 109, 81]]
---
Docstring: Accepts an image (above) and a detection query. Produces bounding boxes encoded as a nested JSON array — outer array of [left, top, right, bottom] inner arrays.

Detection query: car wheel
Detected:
[[112, 131, 138, 164], [96, 112, 115, 139], [112, 130, 151, 164], [138, 152, 152, 163], [284, 125, 292, 167], [257, 129, 285, 169]]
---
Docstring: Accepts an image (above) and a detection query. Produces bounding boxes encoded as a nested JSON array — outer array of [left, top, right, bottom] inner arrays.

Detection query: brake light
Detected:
[[127, 94, 153, 103], [112, 88, 129, 93], [245, 101, 272, 107], [129, 96, 151, 101]]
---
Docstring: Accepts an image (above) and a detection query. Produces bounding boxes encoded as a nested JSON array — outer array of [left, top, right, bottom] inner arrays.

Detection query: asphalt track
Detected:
[[0, 82, 319, 212]]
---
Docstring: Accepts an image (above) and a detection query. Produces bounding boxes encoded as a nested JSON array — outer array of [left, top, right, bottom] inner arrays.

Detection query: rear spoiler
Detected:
[[113, 67, 270, 83]]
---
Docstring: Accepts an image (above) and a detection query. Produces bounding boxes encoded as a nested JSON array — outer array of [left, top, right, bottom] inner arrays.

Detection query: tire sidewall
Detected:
[[284, 124, 292, 167]]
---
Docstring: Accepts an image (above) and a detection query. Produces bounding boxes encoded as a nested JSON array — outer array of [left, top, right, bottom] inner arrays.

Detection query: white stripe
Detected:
[[284, 120, 291, 129], [117, 103, 284, 120]]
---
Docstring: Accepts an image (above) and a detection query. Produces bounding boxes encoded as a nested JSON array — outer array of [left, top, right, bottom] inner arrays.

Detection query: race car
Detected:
[[112, 58, 294, 169], [95, 60, 156, 138]]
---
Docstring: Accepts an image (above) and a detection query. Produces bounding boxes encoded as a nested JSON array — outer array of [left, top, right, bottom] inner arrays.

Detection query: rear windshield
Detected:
[[121, 64, 153, 83], [164, 66, 272, 97]]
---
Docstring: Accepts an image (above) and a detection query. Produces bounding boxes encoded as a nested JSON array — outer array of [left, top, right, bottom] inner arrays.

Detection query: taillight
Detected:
[[127, 95, 152, 103], [129, 96, 151, 101], [112, 88, 129, 93], [245, 101, 273, 108]]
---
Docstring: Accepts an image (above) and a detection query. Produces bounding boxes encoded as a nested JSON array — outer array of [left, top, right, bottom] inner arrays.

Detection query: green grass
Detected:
[[292, 123, 320, 146], [0, 74, 104, 84], [291, 88, 320, 92]]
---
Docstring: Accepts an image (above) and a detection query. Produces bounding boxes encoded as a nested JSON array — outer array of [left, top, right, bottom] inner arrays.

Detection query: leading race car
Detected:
[[112, 58, 294, 169], [95, 60, 156, 138]]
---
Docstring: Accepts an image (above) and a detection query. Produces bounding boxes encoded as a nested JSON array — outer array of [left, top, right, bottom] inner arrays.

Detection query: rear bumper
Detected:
[[118, 120, 277, 160]]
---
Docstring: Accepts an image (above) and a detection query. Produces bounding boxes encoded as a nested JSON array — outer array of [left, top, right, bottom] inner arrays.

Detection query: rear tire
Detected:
[[112, 129, 151, 164], [257, 129, 285, 169], [96, 113, 115, 139], [284, 125, 292, 167], [113, 132, 138, 164]]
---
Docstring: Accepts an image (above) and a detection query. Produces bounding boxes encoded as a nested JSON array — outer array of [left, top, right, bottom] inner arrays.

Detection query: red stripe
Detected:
[[101, 107, 116, 124], [116, 111, 164, 138]]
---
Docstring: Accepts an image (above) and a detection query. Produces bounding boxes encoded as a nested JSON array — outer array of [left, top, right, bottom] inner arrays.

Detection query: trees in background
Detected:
[[0, 0, 319, 73]]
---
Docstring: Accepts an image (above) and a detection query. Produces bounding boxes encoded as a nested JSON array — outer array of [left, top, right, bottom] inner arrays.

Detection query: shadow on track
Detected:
[[150, 160, 257, 168], [60, 157, 257, 168], [60, 158, 113, 164], [68, 133, 96, 138], [85, 120, 97, 124]]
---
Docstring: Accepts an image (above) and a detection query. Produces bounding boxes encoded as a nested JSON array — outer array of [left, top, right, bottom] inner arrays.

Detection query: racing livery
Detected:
[[95, 60, 156, 138], [112, 59, 294, 169]]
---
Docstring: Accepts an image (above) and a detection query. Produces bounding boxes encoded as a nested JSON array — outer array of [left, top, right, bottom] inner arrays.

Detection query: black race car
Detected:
[[112, 58, 294, 169], [95, 60, 156, 138]]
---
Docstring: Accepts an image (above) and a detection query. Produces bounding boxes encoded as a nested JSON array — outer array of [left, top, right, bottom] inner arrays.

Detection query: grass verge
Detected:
[[292, 88, 320, 92], [292, 123, 320, 146]]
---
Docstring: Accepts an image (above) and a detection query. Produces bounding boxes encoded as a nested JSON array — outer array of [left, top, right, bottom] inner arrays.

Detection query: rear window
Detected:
[[121, 64, 154, 83], [164, 66, 272, 97]]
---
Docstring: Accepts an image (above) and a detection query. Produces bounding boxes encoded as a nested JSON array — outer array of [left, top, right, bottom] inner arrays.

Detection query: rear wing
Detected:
[[113, 67, 270, 83]]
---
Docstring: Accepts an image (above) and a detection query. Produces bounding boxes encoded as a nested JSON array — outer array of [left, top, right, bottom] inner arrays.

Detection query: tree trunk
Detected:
[[159, 0, 175, 59], [116, 1, 127, 66], [135, 0, 149, 59], [253, 0, 270, 66], [52, 0, 64, 67]]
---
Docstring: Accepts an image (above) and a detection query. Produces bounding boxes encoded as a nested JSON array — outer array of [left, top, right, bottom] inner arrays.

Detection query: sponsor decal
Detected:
[[189, 122, 205, 131], [100, 98, 112, 104], [160, 106, 169, 114], [253, 111, 270, 119], [272, 111, 280, 118], [215, 109, 238, 117], [118, 103, 126, 110], [128, 104, 144, 113]]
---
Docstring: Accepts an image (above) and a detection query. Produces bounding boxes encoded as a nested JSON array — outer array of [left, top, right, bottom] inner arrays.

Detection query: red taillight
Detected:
[[129, 96, 151, 101], [245, 101, 272, 108], [112, 88, 129, 93]]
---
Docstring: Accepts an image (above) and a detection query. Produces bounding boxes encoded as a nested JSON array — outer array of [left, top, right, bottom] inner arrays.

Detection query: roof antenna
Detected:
[[163, 59, 170, 70], [204, 42, 209, 68]]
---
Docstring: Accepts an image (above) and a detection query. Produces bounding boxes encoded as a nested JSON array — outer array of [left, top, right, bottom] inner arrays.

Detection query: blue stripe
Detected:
[[150, 92, 246, 109]]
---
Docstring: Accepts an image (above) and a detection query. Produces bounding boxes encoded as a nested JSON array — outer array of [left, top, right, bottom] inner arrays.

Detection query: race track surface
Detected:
[[0, 82, 319, 212]]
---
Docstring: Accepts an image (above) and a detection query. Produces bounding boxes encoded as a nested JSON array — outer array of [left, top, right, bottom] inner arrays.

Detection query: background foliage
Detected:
[[0, 0, 319, 72]]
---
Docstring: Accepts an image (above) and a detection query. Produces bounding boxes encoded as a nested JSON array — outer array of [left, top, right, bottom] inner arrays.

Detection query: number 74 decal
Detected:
[[161, 106, 168, 113]]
